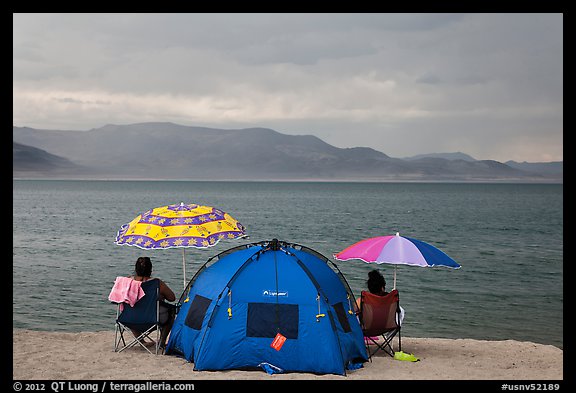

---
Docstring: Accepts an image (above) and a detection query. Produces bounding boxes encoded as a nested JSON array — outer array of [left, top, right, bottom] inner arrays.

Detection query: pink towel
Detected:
[[108, 276, 145, 307]]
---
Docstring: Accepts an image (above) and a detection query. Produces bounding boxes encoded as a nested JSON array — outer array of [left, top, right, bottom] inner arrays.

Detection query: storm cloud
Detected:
[[13, 13, 563, 162]]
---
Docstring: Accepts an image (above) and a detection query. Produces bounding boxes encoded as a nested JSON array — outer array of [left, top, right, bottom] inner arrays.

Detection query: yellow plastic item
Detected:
[[394, 351, 420, 362]]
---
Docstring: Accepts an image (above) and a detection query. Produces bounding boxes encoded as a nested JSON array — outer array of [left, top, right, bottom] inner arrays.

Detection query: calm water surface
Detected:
[[12, 180, 563, 348]]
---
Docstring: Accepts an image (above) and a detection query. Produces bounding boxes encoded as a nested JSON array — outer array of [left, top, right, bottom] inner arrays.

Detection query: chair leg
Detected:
[[365, 334, 397, 358], [156, 325, 160, 355], [114, 324, 127, 352], [366, 336, 389, 360], [380, 330, 400, 357], [364, 337, 373, 362], [114, 323, 119, 352], [115, 325, 159, 355]]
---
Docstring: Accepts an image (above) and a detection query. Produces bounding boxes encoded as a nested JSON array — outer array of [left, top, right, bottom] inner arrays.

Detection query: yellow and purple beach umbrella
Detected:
[[115, 202, 247, 288], [334, 232, 460, 288]]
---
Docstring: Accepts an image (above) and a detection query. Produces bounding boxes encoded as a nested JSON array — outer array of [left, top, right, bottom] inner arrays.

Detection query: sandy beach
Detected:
[[13, 329, 563, 381]]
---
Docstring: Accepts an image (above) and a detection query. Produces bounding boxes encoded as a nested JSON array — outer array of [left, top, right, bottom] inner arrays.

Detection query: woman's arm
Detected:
[[159, 280, 176, 302]]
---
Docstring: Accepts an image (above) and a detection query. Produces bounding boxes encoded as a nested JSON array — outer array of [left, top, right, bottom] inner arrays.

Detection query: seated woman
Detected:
[[130, 256, 176, 349], [356, 269, 405, 326]]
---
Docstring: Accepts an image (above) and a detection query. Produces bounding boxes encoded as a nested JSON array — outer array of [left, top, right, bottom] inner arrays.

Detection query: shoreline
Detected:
[[13, 176, 563, 184], [13, 329, 563, 381]]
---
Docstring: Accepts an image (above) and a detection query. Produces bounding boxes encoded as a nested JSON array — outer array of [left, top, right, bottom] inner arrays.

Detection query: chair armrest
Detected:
[[160, 300, 180, 310]]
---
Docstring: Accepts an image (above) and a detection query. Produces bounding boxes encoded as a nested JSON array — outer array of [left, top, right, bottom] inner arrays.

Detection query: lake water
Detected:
[[12, 180, 563, 348]]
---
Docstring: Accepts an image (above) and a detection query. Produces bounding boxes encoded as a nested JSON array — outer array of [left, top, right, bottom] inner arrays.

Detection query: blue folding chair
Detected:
[[113, 279, 161, 355]]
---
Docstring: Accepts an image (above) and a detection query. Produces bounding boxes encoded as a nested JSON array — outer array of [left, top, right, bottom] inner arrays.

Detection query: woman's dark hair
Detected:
[[135, 256, 152, 277], [367, 269, 386, 294]]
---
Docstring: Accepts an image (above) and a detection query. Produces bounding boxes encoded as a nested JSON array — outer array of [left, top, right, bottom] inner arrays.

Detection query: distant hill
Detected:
[[403, 152, 477, 162], [403, 153, 562, 178], [505, 160, 563, 177], [13, 142, 84, 174], [12, 123, 562, 182]]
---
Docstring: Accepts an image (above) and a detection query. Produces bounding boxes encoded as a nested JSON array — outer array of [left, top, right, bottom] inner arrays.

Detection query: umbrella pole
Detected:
[[182, 248, 186, 290], [393, 265, 397, 289]]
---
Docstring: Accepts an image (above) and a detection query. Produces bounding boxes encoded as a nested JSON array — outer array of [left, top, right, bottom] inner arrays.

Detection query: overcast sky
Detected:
[[13, 13, 563, 162]]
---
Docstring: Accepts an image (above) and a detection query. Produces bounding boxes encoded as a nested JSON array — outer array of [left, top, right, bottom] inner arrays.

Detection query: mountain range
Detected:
[[13, 123, 562, 182]]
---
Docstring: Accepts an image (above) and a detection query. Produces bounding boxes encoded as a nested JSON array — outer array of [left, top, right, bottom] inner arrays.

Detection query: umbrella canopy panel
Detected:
[[334, 233, 460, 269], [334, 233, 460, 289], [115, 202, 246, 249]]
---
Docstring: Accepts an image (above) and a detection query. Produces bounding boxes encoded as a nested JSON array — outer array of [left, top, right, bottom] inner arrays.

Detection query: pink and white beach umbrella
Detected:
[[334, 232, 460, 288]]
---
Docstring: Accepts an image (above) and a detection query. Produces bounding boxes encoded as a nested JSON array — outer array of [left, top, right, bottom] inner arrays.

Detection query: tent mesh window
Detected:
[[185, 295, 212, 330], [246, 303, 299, 339], [332, 302, 352, 333]]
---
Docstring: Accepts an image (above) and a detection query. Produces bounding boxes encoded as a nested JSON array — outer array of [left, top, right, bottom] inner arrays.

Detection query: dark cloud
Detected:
[[13, 13, 563, 162]]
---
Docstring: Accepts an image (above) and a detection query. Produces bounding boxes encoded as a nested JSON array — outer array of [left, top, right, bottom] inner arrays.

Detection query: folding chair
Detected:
[[113, 278, 161, 355], [359, 289, 402, 360]]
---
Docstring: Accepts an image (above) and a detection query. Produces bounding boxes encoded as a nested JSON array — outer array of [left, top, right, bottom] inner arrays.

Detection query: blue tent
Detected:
[[165, 239, 368, 375]]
